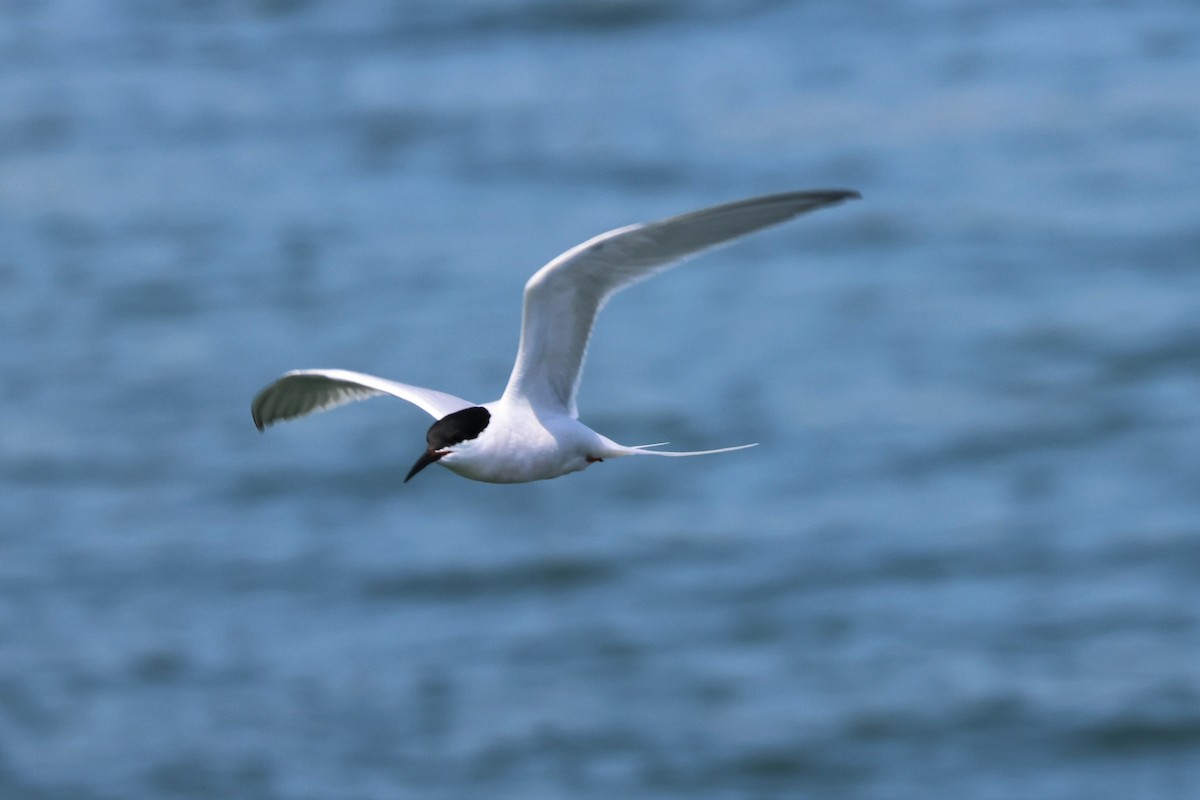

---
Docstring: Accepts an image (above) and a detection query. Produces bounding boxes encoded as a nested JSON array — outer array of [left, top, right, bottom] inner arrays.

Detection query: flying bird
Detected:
[[251, 190, 860, 484]]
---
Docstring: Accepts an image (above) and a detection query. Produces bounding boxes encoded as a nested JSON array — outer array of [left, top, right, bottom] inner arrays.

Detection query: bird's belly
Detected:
[[441, 452, 586, 484], [439, 427, 595, 484]]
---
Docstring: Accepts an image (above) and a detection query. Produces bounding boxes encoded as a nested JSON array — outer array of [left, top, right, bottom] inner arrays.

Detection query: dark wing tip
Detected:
[[799, 189, 862, 214], [250, 387, 274, 431], [810, 188, 861, 203], [728, 189, 861, 220]]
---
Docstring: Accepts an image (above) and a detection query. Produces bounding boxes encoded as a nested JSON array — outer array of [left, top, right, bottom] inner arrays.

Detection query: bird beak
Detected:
[[404, 448, 445, 483]]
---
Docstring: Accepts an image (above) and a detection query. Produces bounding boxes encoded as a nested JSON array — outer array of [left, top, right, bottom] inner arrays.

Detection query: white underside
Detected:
[[437, 399, 755, 484]]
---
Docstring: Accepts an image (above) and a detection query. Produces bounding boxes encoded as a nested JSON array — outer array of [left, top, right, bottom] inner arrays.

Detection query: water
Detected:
[[2, 1, 1199, 797]]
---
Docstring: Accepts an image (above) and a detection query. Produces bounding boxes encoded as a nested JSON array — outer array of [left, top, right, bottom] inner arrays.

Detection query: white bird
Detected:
[[251, 190, 859, 484]]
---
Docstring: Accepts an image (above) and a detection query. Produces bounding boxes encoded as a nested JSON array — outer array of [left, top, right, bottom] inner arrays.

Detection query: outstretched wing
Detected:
[[500, 190, 860, 417], [251, 368, 474, 430]]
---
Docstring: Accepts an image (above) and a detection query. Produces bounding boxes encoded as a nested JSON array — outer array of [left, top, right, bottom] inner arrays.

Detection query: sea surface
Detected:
[[2, 1, 1199, 798]]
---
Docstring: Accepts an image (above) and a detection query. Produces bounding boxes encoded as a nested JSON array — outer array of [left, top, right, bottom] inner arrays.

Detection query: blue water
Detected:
[[3, 1, 1199, 797]]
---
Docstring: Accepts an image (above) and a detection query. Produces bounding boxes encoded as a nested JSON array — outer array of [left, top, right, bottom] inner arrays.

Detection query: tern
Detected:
[[251, 190, 859, 484]]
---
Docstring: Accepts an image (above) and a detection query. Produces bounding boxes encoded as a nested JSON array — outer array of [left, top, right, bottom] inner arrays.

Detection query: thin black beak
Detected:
[[404, 448, 445, 483]]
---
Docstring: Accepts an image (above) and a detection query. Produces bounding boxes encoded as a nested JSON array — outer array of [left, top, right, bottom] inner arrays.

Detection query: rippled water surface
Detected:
[[3, 1, 1199, 798]]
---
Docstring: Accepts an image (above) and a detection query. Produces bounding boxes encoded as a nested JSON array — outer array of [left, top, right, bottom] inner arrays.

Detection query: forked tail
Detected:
[[625, 442, 758, 457]]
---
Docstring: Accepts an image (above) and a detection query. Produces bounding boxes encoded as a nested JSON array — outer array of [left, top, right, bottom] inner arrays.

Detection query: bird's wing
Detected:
[[500, 190, 860, 416], [251, 368, 474, 430]]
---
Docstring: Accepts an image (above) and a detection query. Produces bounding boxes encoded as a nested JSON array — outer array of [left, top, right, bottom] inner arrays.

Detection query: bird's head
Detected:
[[404, 406, 491, 483]]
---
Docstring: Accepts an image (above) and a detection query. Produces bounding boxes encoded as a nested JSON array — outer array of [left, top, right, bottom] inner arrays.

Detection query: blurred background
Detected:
[[2, 1, 1198, 798]]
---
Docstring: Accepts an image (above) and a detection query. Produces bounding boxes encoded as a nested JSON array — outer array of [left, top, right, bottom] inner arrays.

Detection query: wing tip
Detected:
[[250, 387, 272, 431], [810, 188, 861, 204]]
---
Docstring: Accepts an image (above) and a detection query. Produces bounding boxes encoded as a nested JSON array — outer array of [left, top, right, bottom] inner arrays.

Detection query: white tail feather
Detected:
[[627, 442, 758, 457]]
